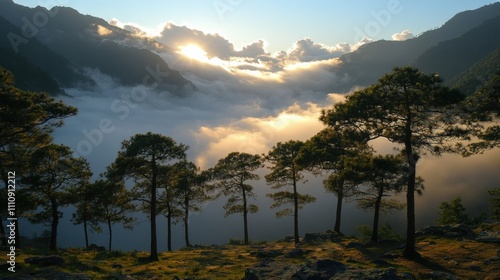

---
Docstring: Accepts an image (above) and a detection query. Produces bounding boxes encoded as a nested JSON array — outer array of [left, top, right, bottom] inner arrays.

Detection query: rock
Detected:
[[283, 235, 296, 242], [415, 224, 475, 239], [345, 241, 364, 249], [25, 255, 65, 266], [383, 252, 400, 259], [371, 259, 390, 267], [254, 249, 282, 259], [418, 271, 458, 280], [301, 230, 342, 244], [87, 243, 106, 251], [476, 230, 500, 243], [243, 259, 300, 280], [291, 259, 346, 279], [244, 259, 415, 280], [112, 263, 124, 269], [470, 265, 481, 271], [336, 267, 414, 280], [285, 248, 305, 258], [484, 257, 500, 265]]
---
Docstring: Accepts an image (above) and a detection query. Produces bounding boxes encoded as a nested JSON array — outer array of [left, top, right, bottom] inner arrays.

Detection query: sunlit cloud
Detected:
[[179, 44, 209, 62], [194, 103, 326, 169], [96, 25, 112, 36], [392, 29, 414, 41]]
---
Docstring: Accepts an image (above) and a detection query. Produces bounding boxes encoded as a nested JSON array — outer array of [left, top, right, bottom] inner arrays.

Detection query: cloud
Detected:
[[287, 38, 351, 62], [109, 18, 149, 37], [194, 103, 326, 169], [392, 29, 414, 41], [236, 39, 269, 58], [154, 23, 236, 59]]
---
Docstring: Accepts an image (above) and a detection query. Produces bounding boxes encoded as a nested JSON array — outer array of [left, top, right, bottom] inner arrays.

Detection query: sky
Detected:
[[12, 0, 498, 53], [7, 0, 500, 251]]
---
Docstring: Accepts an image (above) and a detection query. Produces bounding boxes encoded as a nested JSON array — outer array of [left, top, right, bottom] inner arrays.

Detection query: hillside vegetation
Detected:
[[1, 223, 499, 279]]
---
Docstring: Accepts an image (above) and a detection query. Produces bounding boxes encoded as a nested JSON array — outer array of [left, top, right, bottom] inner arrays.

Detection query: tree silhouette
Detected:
[[71, 181, 101, 249], [170, 161, 211, 247], [321, 67, 468, 258], [23, 144, 91, 251], [91, 179, 136, 251], [0, 67, 77, 247], [436, 196, 468, 225], [353, 154, 408, 243], [157, 165, 180, 252], [109, 132, 187, 260], [465, 74, 500, 154], [210, 152, 262, 245], [265, 140, 315, 244], [296, 128, 371, 233]]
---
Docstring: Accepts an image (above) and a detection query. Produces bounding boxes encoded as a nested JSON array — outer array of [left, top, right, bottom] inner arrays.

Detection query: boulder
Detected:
[[252, 249, 283, 259], [87, 243, 106, 251], [291, 259, 346, 279], [418, 271, 458, 280], [285, 248, 305, 258], [25, 255, 65, 266], [243, 259, 300, 280], [476, 230, 500, 243], [335, 267, 414, 280], [415, 224, 475, 239]]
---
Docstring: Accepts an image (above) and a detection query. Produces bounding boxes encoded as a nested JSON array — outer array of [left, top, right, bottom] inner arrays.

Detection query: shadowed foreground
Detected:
[[1, 223, 499, 279]]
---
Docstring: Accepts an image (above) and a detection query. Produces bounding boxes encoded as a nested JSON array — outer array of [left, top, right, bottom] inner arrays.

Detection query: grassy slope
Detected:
[[2, 225, 499, 279]]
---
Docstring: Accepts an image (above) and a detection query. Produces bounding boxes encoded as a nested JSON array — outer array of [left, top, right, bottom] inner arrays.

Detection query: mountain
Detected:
[[333, 2, 500, 93], [413, 15, 500, 86], [0, 14, 92, 94], [450, 47, 500, 95], [0, 0, 191, 92]]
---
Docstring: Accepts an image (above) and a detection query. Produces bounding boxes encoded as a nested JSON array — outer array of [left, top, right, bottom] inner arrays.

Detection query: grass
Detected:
[[2, 228, 499, 279]]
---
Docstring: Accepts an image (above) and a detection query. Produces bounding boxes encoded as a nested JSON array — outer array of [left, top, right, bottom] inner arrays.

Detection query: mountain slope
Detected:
[[0, 15, 87, 94], [0, 0, 191, 91], [413, 15, 500, 83], [450, 47, 500, 95], [333, 2, 500, 92]]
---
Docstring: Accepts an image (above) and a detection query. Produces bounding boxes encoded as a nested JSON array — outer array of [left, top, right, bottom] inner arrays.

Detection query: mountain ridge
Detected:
[[0, 0, 192, 94]]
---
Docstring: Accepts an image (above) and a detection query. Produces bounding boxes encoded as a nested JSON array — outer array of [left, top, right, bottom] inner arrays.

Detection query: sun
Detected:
[[180, 45, 208, 61]]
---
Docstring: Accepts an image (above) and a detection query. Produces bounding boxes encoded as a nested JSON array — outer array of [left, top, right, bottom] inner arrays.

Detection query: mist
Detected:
[[18, 44, 498, 252]]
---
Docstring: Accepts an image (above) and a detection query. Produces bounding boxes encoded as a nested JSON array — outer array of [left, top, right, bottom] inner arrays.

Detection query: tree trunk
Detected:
[[149, 158, 159, 261], [50, 198, 58, 251], [184, 197, 190, 247], [83, 215, 89, 249], [334, 184, 344, 233], [242, 187, 249, 245], [370, 187, 384, 243], [167, 206, 172, 252], [107, 218, 113, 251], [403, 140, 419, 259], [293, 179, 299, 244]]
